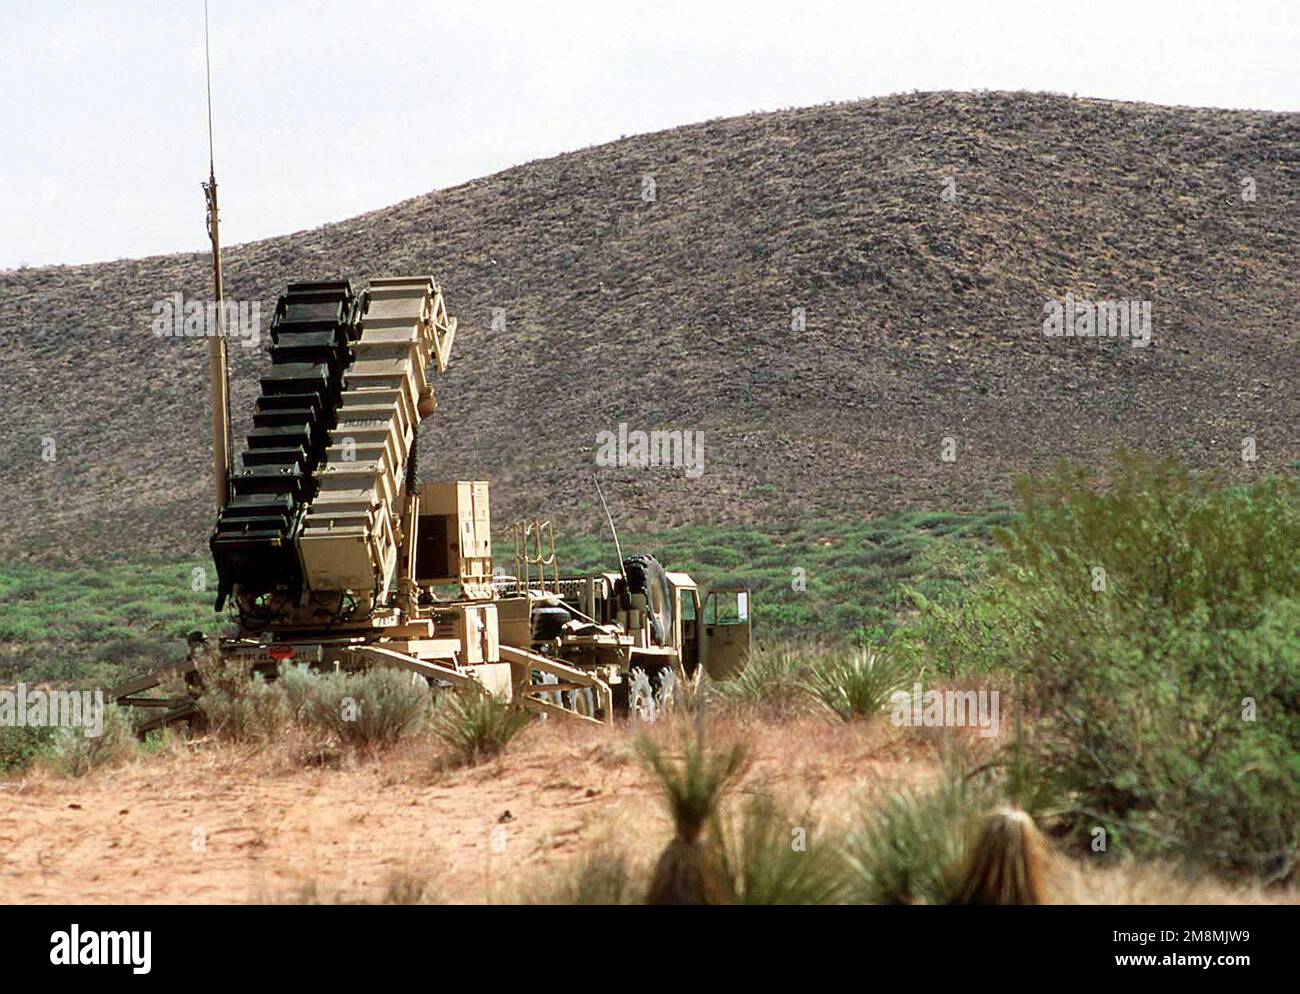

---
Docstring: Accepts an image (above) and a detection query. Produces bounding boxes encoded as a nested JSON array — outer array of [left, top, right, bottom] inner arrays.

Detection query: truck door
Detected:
[[679, 586, 701, 677], [700, 586, 751, 680]]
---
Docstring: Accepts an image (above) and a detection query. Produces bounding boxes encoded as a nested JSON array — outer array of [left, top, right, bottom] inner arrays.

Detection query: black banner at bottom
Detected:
[[0, 903, 1289, 983]]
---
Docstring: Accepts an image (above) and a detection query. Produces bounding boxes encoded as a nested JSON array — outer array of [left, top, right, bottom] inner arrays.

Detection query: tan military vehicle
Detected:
[[113, 276, 750, 729]]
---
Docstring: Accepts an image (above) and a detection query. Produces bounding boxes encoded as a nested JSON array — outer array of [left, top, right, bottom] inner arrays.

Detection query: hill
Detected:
[[0, 90, 1295, 563]]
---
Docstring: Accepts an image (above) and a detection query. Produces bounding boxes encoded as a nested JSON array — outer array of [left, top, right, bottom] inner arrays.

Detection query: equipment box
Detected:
[[416, 481, 492, 590]]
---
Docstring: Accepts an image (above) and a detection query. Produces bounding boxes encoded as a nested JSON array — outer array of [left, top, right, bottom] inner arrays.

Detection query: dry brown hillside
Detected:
[[0, 90, 1296, 562]]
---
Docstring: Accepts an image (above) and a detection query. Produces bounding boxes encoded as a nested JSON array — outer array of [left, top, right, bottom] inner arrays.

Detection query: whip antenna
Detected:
[[205, 0, 216, 179], [593, 474, 627, 583], [201, 0, 233, 511]]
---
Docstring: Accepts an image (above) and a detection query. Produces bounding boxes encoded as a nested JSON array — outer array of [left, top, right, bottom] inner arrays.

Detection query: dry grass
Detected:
[[2, 709, 1295, 905]]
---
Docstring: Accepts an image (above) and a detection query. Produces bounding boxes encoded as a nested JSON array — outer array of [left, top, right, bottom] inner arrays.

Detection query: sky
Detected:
[[1, 0, 1296, 269]]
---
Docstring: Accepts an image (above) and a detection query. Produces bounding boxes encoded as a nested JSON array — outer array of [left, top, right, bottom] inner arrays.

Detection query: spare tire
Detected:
[[531, 605, 571, 641], [620, 554, 674, 647]]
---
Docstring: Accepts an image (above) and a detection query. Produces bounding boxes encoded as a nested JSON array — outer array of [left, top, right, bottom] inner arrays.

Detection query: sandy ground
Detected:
[[0, 715, 1290, 905]]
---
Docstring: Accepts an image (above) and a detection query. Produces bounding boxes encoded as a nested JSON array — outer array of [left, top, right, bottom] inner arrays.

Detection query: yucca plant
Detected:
[[715, 793, 845, 904], [841, 771, 984, 904], [705, 645, 808, 714], [799, 646, 913, 721], [637, 731, 749, 904], [433, 690, 531, 765], [951, 808, 1051, 905]]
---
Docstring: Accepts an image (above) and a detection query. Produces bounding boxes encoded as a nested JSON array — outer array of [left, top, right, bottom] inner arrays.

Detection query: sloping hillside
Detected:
[[0, 90, 1296, 563]]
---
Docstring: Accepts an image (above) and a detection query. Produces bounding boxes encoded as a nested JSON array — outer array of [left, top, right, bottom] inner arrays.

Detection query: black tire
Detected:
[[620, 554, 674, 647], [531, 605, 571, 641]]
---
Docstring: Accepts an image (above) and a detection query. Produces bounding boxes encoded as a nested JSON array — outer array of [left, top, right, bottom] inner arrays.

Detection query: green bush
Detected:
[[0, 723, 56, 773], [914, 456, 1299, 876], [279, 664, 430, 749], [52, 703, 138, 776]]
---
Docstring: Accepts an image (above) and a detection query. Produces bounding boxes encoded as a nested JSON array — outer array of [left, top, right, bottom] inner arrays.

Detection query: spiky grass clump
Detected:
[[800, 646, 913, 722], [841, 773, 981, 905], [705, 646, 808, 715], [637, 732, 749, 904], [952, 808, 1050, 905], [716, 793, 846, 904], [433, 690, 531, 765]]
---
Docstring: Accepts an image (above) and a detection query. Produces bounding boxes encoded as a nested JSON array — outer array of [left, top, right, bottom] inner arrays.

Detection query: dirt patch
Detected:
[[0, 717, 918, 903], [0, 715, 1290, 904]]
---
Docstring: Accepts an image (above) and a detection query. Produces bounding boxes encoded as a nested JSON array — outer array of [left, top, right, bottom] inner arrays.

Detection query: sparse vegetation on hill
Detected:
[[0, 91, 1295, 562]]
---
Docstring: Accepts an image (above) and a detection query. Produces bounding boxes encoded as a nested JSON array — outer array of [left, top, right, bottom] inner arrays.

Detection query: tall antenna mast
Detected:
[[201, 0, 233, 511], [593, 474, 627, 583]]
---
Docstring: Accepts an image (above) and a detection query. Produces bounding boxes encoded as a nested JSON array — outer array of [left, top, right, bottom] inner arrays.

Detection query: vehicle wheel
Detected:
[[620, 554, 674, 647], [531, 605, 571, 640], [565, 687, 597, 718]]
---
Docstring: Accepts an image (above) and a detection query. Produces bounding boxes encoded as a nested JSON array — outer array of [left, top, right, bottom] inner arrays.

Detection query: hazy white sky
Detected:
[[1, 0, 1295, 269]]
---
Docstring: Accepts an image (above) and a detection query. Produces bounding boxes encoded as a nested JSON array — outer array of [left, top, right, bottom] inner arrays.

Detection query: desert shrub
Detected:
[[280, 664, 430, 749], [893, 583, 1030, 678], [799, 646, 914, 721], [841, 771, 987, 905], [381, 870, 435, 905], [715, 793, 845, 904], [197, 660, 290, 742], [433, 691, 531, 765], [638, 732, 749, 904], [1026, 596, 1299, 876], [915, 456, 1300, 876], [51, 703, 138, 776], [0, 723, 56, 773]]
